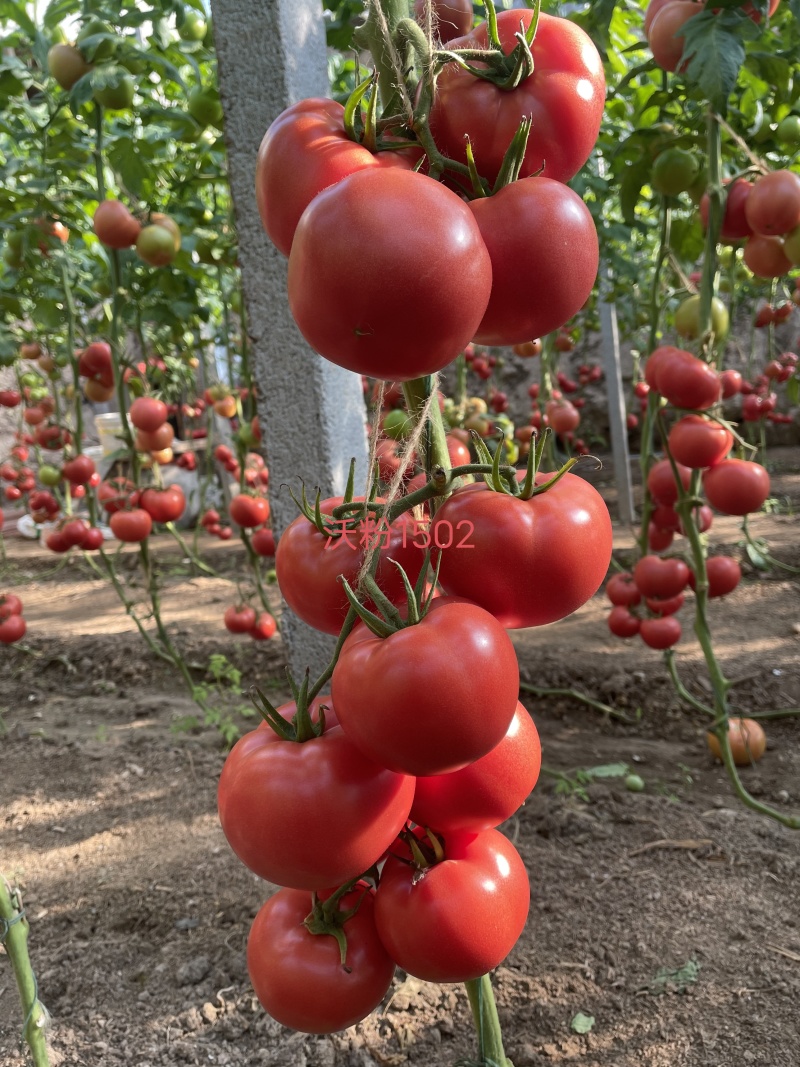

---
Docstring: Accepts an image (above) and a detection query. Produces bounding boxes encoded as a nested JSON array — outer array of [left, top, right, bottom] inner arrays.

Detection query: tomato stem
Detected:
[[464, 973, 513, 1067], [0, 878, 50, 1067]]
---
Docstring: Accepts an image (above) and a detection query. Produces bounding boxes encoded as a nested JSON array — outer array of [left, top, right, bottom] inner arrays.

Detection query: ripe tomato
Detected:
[[606, 572, 642, 607], [229, 494, 269, 528], [430, 10, 604, 186], [249, 612, 278, 640], [645, 593, 685, 616], [744, 170, 800, 236], [545, 399, 581, 435], [657, 354, 720, 410], [288, 168, 492, 381], [651, 504, 680, 532], [97, 477, 135, 514], [140, 486, 185, 524], [275, 497, 424, 635], [607, 605, 641, 638], [648, 2, 699, 72], [668, 415, 732, 469], [430, 472, 612, 629], [130, 396, 168, 433], [644, 0, 701, 35], [410, 702, 540, 833], [93, 200, 141, 249], [0, 390, 21, 407], [255, 99, 419, 256], [374, 828, 530, 983], [702, 458, 770, 515], [248, 885, 395, 1034], [135, 422, 174, 453], [0, 614, 26, 644], [633, 555, 690, 599], [61, 454, 96, 486], [413, 0, 472, 42], [704, 555, 742, 597], [699, 178, 753, 241], [640, 616, 681, 649], [331, 597, 519, 776], [0, 593, 23, 620], [644, 345, 687, 388], [80, 526, 104, 551], [719, 369, 742, 398], [78, 341, 114, 387], [646, 458, 692, 506], [217, 696, 414, 889], [468, 178, 598, 346], [706, 717, 766, 765], [251, 527, 276, 557], [743, 234, 792, 278], [109, 508, 152, 542]]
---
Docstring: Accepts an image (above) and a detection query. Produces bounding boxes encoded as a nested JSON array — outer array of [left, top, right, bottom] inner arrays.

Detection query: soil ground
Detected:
[[1, 461, 799, 1067]]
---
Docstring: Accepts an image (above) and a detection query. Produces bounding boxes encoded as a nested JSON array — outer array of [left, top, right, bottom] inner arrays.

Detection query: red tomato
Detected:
[[249, 612, 278, 640], [430, 11, 605, 186], [720, 369, 742, 398], [374, 828, 530, 983], [705, 555, 742, 597], [217, 696, 414, 889], [255, 99, 419, 256], [0, 390, 21, 407], [651, 504, 681, 532], [644, 0, 701, 35], [224, 604, 257, 635], [140, 485, 186, 524], [0, 593, 23, 620], [93, 200, 141, 249], [640, 616, 681, 649], [288, 168, 492, 381], [646, 458, 692, 506], [430, 472, 612, 629], [648, 2, 699, 72], [668, 415, 732, 468], [545, 399, 581, 436], [410, 702, 541, 833], [61, 454, 96, 486], [745, 170, 800, 237], [251, 527, 276, 557], [130, 396, 168, 433], [97, 477, 135, 514], [275, 497, 424, 636], [699, 178, 753, 241], [135, 423, 174, 453], [644, 345, 688, 389], [331, 597, 519, 776], [645, 593, 685, 616], [677, 504, 713, 536], [606, 572, 642, 607], [468, 178, 598, 346], [248, 885, 395, 1034], [0, 614, 26, 644], [743, 234, 792, 278], [45, 526, 70, 553], [109, 508, 152, 543], [413, 0, 472, 42], [80, 526, 104, 551], [657, 355, 720, 411], [607, 605, 641, 638], [702, 459, 770, 515], [445, 434, 471, 468], [230, 494, 269, 528], [78, 341, 114, 387], [60, 518, 88, 549], [633, 555, 690, 599]]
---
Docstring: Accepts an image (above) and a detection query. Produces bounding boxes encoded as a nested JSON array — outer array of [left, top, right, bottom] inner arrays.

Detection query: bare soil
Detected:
[[1, 472, 799, 1067]]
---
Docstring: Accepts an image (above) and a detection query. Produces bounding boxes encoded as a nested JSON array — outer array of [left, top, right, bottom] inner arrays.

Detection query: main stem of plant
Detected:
[[0, 878, 50, 1067]]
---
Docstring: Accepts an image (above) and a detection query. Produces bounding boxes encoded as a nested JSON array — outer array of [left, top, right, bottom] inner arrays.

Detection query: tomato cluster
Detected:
[[0, 591, 27, 644]]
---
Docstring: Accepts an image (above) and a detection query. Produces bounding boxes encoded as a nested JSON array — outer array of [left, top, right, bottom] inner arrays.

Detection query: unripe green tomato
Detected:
[[19, 372, 40, 388], [674, 295, 729, 340], [382, 409, 413, 440], [4, 231, 24, 268], [776, 115, 800, 147], [136, 224, 177, 267], [0, 352, 17, 367], [651, 148, 700, 198], [93, 70, 135, 110], [127, 376, 145, 398], [77, 18, 117, 60], [187, 86, 223, 127], [718, 247, 736, 269], [179, 11, 208, 40], [237, 424, 258, 450], [39, 464, 62, 487], [119, 53, 147, 75], [504, 439, 519, 465], [625, 774, 645, 793], [29, 387, 49, 402]]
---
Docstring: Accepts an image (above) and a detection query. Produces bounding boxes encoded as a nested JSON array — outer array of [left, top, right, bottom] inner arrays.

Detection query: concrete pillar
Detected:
[[211, 0, 370, 677]]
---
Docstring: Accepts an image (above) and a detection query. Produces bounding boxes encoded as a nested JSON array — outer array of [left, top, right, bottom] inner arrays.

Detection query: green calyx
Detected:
[[340, 554, 438, 639], [250, 670, 329, 743], [303, 879, 374, 970], [472, 426, 578, 500]]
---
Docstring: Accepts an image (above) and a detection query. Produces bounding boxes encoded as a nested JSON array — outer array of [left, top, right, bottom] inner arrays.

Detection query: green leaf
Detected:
[[681, 10, 760, 110], [619, 159, 651, 225], [745, 541, 769, 570], [43, 0, 75, 29], [586, 762, 630, 780], [786, 373, 799, 406], [107, 135, 150, 199], [571, 1012, 595, 1035], [650, 959, 700, 995], [68, 70, 95, 111], [0, 0, 36, 37]]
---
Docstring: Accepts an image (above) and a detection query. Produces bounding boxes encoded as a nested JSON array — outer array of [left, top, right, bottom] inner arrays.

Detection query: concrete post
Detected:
[[211, 0, 370, 677], [598, 291, 636, 526]]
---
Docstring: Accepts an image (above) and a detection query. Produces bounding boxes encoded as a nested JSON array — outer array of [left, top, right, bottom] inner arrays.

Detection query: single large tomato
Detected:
[[255, 99, 419, 256], [648, 2, 700, 72], [430, 472, 612, 629], [699, 178, 753, 241], [667, 415, 732, 469], [374, 828, 530, 983], [275, 497, 425, 635], [331, 597, 519, 776], [468, 177, 598, 346], [646, 458, 692, 506], [217, 697, 414, 890], [78, 341, 113, 387], [410, 701, 541, 833], [702, 459, 770, 515], [109, 508, 152, 542], [744, 170, 800, 237], [633, 555, 690, 599], [288, 168, 492, 380], [140, 485, 186, 524], [248, 886, 395, 1034], [656, 354, 720, 410], [430, 10, 605, 186]]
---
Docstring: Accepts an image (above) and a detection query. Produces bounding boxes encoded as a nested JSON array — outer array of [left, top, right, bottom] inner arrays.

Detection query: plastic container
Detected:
[[95, 412, 130, 457]]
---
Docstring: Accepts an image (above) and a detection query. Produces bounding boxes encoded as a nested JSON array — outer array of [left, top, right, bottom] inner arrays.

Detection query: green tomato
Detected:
[[674, 295, 729, 341], [19, 372, 40, 388], [77, 18, 117, 60], [382, 409, 413, 440], [39, 464, 62, 487], [3, 231, 24, 268], [625, 774, 645, 793], [187, 86, 223, 127], [179, 11, 208, 41], [776, 115, 800, 147], [93, 70, 135, 110], [651, 149, 700, 198]]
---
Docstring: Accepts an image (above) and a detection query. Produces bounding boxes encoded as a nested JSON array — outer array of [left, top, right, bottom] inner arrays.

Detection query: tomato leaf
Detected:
[[745, 541, 769, 570], [107, 135, 150, 199], [619, 159, 651, 226], [68, 70, 95, 111], [570, 1012, 595, 1035], [585, 762, 630, 779], [681, 10, 761, 111]]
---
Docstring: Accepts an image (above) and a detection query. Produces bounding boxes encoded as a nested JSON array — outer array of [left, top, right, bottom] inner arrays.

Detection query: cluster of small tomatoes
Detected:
[[0, 591, 27, 645]]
